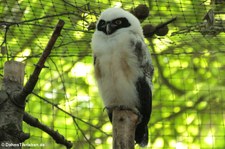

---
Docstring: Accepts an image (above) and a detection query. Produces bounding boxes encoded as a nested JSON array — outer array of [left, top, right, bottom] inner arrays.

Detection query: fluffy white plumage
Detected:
[[92, 7, 152, 108], [91, 7, 153, 146]]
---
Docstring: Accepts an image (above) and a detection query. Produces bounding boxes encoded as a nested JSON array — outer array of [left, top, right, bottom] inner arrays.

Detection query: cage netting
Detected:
[[0, 0, 225, 148]]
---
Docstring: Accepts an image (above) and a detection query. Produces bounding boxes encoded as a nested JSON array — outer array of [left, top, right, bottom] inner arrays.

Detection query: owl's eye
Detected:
[[114, 20, 122, 25], [99, 20, 106, 26], [97, 19, 107, 31]]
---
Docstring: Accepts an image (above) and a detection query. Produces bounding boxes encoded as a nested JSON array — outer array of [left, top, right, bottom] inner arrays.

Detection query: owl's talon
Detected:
[[104, 105, 142, 124]]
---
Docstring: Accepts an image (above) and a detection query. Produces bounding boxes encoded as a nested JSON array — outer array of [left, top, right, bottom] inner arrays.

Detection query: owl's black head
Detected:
[[97, 17, 131, 35]]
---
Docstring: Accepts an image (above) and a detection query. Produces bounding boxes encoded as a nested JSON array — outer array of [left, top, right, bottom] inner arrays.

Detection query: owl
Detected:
[[91, 7, 154, 147]]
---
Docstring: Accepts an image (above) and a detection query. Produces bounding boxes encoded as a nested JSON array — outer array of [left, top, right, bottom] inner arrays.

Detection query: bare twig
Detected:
[[31, 92, 110, 136], [14, 20, 65, 107], [0, 13, 75, 27], [0, 26, 9, 47], [48, 51, 97, 148], [23, 112, 73, 148], [73, 118, 95, 149], [155, 17, 177, 30], [62, 0, 89, 13]]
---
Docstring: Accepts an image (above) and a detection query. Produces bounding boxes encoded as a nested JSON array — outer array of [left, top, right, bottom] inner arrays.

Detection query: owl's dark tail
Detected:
[[135, 123, 149, 147]]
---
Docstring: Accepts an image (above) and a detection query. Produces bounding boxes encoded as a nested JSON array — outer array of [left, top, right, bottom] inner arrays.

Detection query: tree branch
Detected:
[[31, 92, 109, 136], [112, 108, 138, 149], [0, 13, 74, 27], [155, 17, 177, 30], [14, 20, 65, 107], [72, 118, 95, 149], [23, 112, 73, 148]]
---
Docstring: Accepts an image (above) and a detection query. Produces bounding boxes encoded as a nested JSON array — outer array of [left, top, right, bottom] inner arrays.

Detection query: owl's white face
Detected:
[[95, 8, 143, 37]]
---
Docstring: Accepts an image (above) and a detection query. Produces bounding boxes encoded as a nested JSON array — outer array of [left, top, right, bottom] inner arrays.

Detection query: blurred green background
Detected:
[[0, 0, 225, 148]]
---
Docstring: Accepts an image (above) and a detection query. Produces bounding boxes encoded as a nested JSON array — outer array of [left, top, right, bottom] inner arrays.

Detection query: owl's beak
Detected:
[[106, 23, 112, 35], [106, 22, 117, 35]]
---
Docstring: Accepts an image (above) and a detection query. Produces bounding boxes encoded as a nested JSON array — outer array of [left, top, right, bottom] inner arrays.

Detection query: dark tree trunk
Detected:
[[0, 61, 29, 149]]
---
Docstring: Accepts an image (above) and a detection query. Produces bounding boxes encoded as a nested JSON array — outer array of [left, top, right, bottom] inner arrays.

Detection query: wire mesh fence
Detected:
[[0, 0, 225, 148]]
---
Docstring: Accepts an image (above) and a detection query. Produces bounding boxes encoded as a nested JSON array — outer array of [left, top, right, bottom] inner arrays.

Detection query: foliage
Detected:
[[0, 0, 225, 148]]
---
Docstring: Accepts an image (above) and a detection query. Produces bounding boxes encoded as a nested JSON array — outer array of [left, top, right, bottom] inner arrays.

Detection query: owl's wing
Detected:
[[132, 37, 154, 146], [134, 38, 154, 81]]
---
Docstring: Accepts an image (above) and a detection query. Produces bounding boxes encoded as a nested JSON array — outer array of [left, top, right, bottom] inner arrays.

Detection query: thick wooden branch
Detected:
[[1, 62, 29, 147], [3, 61, 25, 86], [15, 19, 65, 107], [23, 112, 72, 148], [112, 108, 139, 149]]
